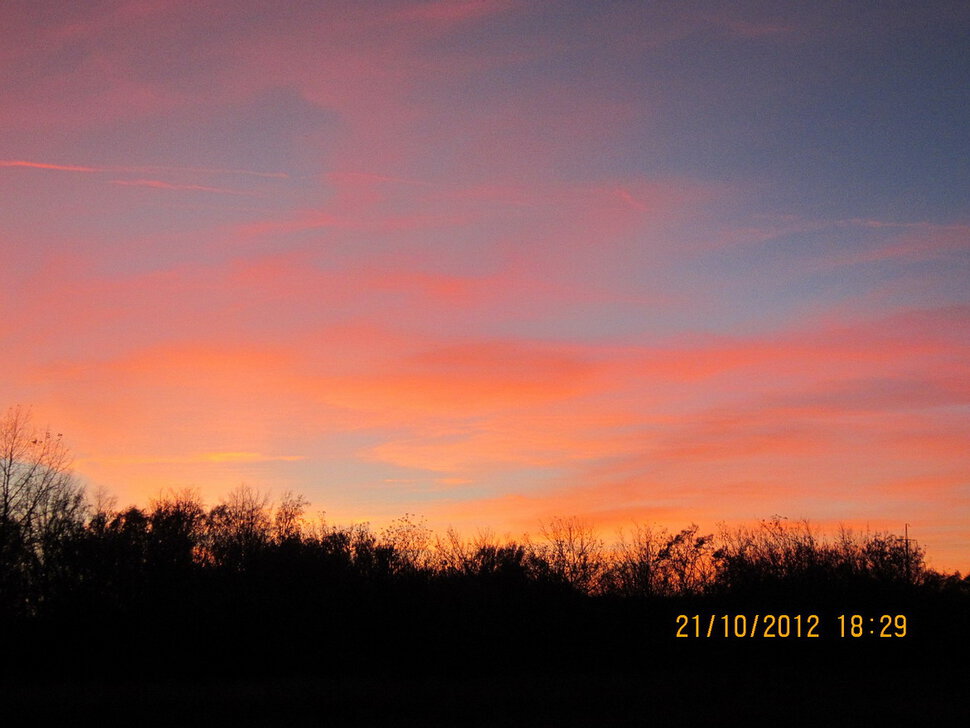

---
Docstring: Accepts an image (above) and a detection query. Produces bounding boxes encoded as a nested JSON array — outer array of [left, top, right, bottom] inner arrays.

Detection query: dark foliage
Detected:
[[2, 485, 966, 681], [1, 406, 967, 724]]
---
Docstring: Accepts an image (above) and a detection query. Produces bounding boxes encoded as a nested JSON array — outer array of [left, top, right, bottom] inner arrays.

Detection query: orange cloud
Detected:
[[302, 339, 599, 420], [78, 451, 306, 466]]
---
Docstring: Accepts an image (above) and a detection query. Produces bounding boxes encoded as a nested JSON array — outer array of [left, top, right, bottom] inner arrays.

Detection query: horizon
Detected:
[[2, 2, 968, 571]]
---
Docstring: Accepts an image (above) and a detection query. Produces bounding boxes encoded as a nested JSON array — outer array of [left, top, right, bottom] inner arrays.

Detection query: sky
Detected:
[[1, 0, 968, 569]]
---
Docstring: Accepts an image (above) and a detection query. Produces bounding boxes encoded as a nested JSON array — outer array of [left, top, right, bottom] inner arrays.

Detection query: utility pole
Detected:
[[901, 523, 913, 583]]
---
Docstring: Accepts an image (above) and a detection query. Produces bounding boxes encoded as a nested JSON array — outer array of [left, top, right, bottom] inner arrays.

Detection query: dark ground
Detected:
[[4, 628, 966, 725]]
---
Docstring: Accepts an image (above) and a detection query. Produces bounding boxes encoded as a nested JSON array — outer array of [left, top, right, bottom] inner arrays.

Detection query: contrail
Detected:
[[110, 179, 256, 196], [0, 159, 288, 178], [136, 165, 288, 179], [0, 160, 103, 172]]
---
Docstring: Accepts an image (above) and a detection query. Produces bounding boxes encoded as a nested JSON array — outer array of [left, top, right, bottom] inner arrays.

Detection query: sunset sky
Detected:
[[2, 1, 968, 568]]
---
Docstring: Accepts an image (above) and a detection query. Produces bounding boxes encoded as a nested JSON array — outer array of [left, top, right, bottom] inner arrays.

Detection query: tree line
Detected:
[[2, 405, 967, 678]]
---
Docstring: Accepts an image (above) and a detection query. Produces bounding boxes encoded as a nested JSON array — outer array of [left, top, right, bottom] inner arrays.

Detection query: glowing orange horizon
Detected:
[[2, 3, 967, 572]]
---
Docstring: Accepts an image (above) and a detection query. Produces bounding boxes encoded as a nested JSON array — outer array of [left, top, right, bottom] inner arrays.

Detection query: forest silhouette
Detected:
[[2, 405, 968, 721]]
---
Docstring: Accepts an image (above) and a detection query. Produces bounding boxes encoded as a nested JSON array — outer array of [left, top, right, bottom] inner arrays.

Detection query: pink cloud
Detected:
[[109, 179, 256, 195], [0, 159, 103, 172], [3, 269, 966, 567], [1, 2, 966, 571], [829, 222, 970, 267], [301, 339, 600, 422], [0, 158, 287, 178]]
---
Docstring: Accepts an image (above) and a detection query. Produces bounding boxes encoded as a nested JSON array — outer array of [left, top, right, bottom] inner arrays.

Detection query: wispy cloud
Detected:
[[80, 451, 306, 466], [0, 159, 102, 172], [3, 2, 968, 569], [1, 158, 287, 179], [109, 179, 256, 196]]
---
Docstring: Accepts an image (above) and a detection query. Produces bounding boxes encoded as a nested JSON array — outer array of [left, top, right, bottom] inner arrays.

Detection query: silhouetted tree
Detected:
[[0, 403, 962, 688], [710, 517, 927, 600], [273, 491, 309, 544], [380, 513, 431, 575], [148, 488, 205, 573], [0, 405, 85, 615], [653, 524, 714, 595], [603, 524, 666, 598], [202, 484, 271, 571], [538, 516, 605, 594]]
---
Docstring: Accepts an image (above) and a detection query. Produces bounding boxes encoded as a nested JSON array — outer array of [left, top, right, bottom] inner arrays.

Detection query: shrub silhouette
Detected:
[[2, 407, 966, 683]]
